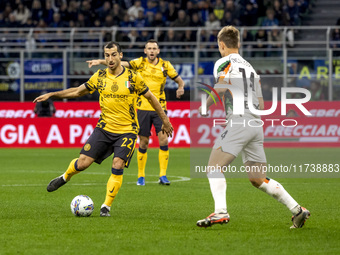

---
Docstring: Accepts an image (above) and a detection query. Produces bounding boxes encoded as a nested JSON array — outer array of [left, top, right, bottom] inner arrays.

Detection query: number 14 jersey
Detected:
[[213, 53, 263, 120]]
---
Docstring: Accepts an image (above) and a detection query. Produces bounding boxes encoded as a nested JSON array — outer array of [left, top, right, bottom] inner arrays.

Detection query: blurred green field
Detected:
[[1, 148, 340, 255]]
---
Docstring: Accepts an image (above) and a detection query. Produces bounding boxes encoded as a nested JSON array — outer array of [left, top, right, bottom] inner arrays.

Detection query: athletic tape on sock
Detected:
[[111, 168, 124, 175], [139, 148, 147, 154], [74, 159, 79, 171], [160, 145, 168, 151]]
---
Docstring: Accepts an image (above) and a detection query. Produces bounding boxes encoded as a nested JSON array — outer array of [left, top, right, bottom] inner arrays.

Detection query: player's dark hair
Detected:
[[145, 39, 159, 48], [104, 41, 122, 53], [218, 26, 240, 49]]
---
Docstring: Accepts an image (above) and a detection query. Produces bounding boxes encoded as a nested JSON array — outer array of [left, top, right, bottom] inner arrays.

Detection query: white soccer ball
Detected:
[[70, 195, 94, 217]]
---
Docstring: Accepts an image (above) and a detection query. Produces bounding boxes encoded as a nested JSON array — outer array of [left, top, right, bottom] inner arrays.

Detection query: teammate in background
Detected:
[[87, 39, 185, 186], [197, 26, 310, 228], [33, 42, 173, 217]]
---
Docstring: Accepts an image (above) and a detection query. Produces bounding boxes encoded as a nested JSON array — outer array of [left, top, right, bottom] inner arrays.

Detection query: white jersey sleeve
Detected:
[[213, 56, 231, 83]]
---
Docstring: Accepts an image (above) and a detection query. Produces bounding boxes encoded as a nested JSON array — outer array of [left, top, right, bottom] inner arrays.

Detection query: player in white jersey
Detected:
[[197, 26, 310, 229], [213, 53, 262, 119]]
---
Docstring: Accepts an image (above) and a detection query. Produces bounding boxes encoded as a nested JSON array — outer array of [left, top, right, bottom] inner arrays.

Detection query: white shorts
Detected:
[[213, 117, 267, 164]]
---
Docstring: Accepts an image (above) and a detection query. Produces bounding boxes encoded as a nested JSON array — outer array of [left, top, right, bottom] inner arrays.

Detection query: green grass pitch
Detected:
[[1, 148, 340, 255]]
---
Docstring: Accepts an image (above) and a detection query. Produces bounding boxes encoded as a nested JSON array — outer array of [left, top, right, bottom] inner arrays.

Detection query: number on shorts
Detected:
[[122, 138, 134, 150]]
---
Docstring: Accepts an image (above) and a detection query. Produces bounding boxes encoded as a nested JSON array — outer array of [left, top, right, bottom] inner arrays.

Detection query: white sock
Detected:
[[259, 178, 299, 214], [290, 205, 301, 215], [101, 204, 111, 211], [208, 171, 227, 213]]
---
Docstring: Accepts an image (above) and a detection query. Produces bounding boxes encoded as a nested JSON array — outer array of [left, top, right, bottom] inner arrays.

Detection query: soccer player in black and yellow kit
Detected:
[[33, 42, 173, 217], [87, 40, 185, 186]]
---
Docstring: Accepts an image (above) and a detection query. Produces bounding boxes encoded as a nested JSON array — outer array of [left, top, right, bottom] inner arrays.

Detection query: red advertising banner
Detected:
[[0, 101, 339, 148], [0, 101, 191, 119], [263, 117, 340, 147], [190, 117, 340, 148], [190, 101, 340, 148], [0, 118, 190, 148]]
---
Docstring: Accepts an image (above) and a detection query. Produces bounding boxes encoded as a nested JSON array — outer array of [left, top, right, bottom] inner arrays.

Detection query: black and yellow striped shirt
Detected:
[[129, 57, 178, 111], [85, 67, 149, 134]]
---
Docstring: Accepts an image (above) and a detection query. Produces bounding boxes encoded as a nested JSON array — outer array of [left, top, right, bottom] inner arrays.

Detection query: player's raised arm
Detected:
[[143, 90, 173, 137], [87, 59, 130, 68], [33, 84, 89, 103]]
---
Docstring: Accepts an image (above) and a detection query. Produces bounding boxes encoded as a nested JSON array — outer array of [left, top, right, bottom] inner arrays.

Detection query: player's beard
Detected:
[[108, 62, 116, 71], [148, 54, 156, 62]]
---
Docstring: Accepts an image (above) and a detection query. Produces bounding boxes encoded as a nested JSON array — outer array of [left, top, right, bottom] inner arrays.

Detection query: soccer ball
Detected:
[[70, 195, 94, 217]]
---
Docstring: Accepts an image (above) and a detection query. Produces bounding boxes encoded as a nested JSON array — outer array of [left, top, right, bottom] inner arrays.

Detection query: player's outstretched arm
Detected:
[[174, 76, 185, 98], [143, 90, 173, 137], [87, 59, 130, 68], [258, 97, 264, 110], [33, 84, 89, 103], [86, 59, 106, 68]]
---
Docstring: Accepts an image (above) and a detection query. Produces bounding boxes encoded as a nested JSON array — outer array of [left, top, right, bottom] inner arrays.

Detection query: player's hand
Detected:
[[86, 59, 101, 68], [33, 93, 51, 103], [161, 120, 174, 137], [176, 87, 184, 98]]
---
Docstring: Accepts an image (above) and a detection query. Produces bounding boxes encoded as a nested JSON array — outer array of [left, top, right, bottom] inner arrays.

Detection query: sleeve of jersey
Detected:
[[135, 72, 149, 96], [167, 61, 179, 80], [129, 57, 143, 71], [84, 71, 99, 94], [213, 58, 231, 84]]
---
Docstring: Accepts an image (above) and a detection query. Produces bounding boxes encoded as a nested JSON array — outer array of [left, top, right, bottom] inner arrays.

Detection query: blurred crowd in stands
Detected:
[[331, 18, 340, 54], [0, 0, 312, 29], [0, 0, 319, 59], [2, 0, 339, 101]]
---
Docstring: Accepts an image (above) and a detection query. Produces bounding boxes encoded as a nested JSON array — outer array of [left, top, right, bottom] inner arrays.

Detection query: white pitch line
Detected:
[[1, 174, 190, 187], [0, 183, 101, 187], [125, 175, 191, 184]]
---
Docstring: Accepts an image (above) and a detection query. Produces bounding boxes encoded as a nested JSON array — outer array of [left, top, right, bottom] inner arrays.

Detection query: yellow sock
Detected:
[[137, 149, 147, 178], [159, 149, 169, 177], [63, 158, 80, 182], [104, 173, 123, 207]]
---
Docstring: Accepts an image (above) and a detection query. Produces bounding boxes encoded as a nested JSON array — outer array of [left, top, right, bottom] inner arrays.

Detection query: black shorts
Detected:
[[80, 127, 137, 168], [137, 110, 166, 137]]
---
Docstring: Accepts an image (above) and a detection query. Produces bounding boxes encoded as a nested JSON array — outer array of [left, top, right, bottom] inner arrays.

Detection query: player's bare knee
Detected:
[[112, 157, 125, 169], [158, 131, 168, 146], [158, 137, 168, 146], [139, 136, 149, 149], [77, 155, 94, 170]]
